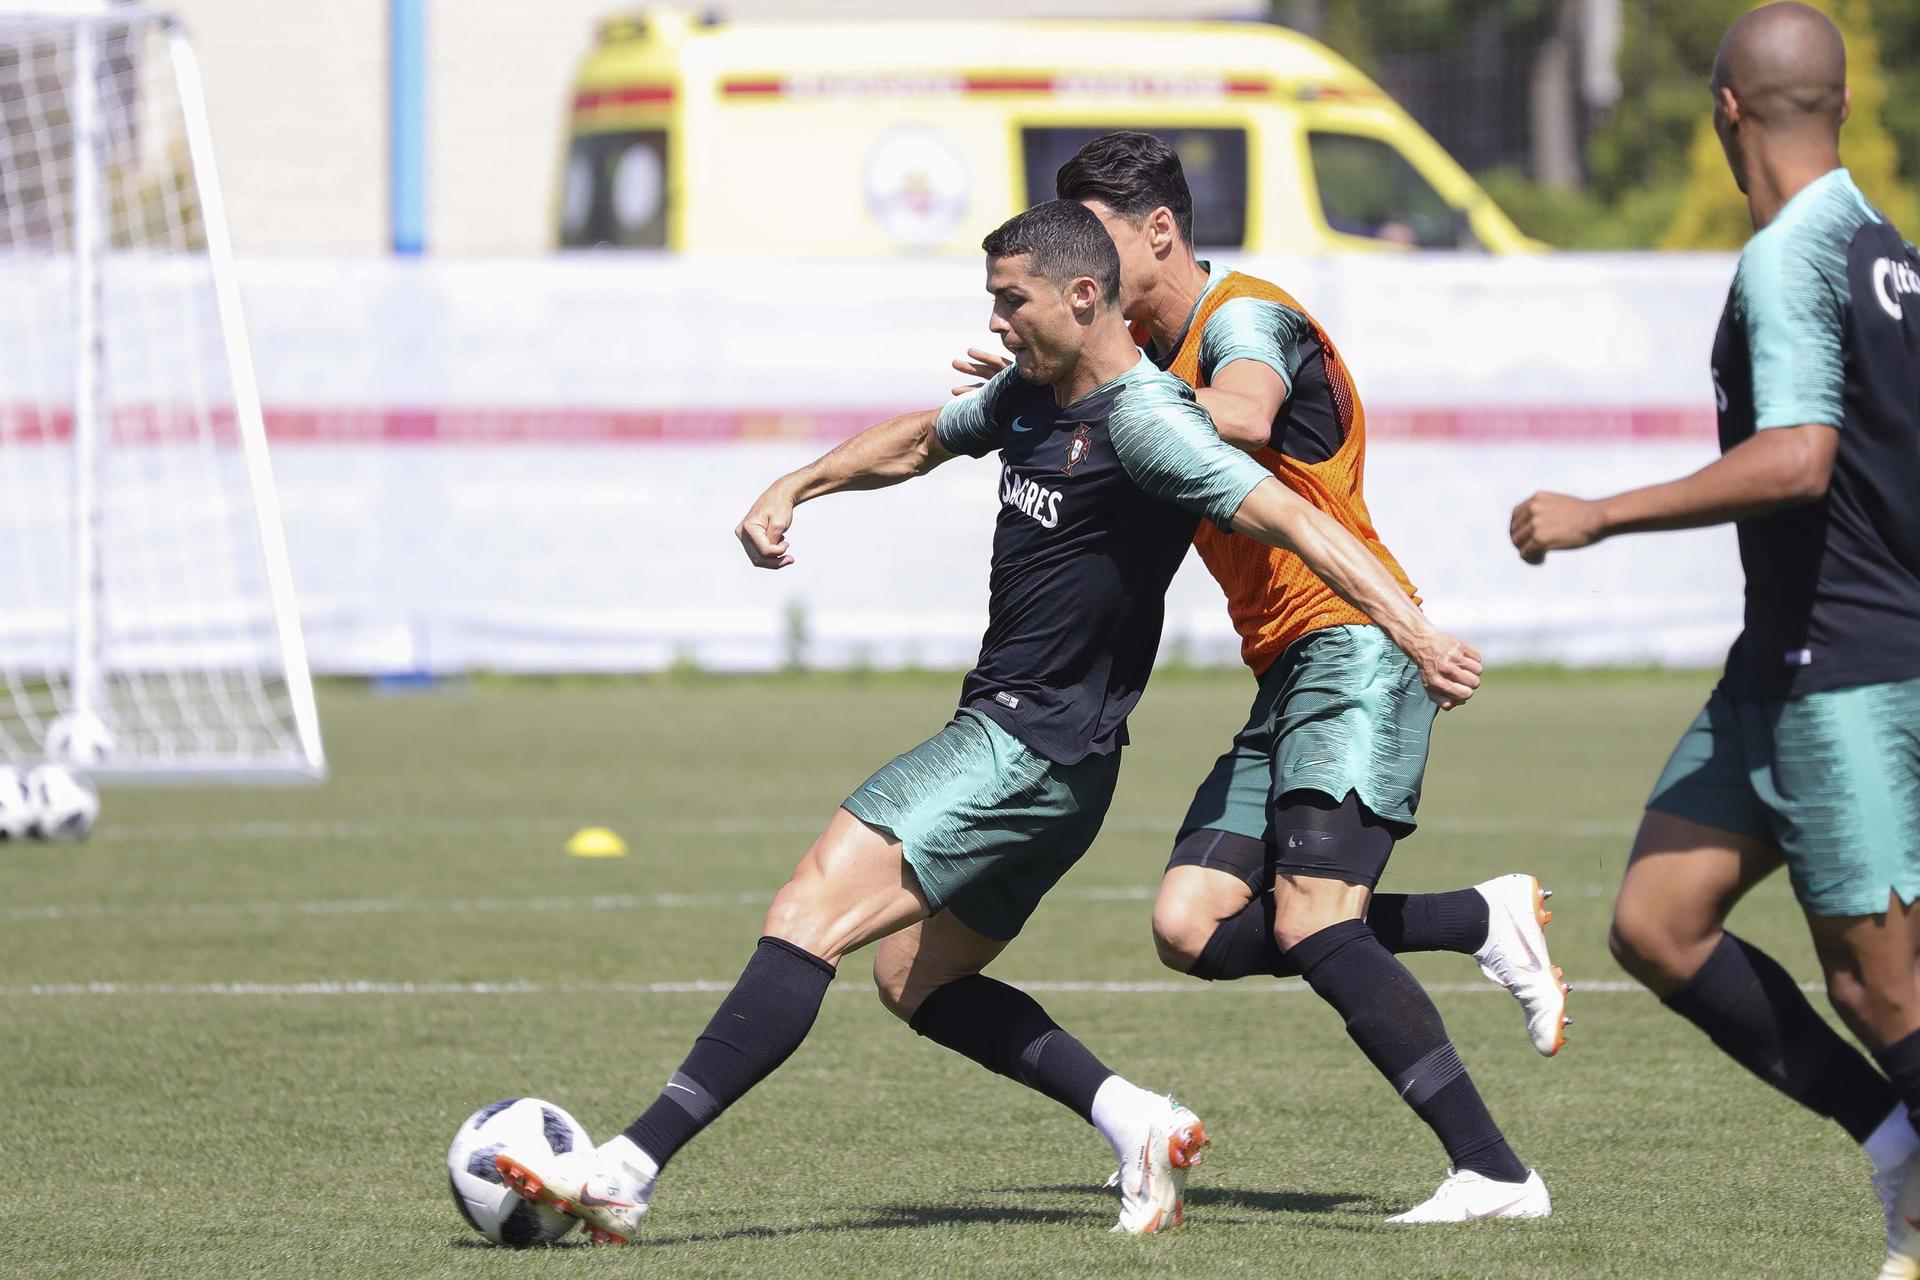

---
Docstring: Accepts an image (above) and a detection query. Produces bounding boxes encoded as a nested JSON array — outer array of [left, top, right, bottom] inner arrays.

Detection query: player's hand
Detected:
[[950, 347, 1010, 396], [1409, 629, 1483, 710], [1510, 491, 1605, 565], [736, 484, 797, 569]]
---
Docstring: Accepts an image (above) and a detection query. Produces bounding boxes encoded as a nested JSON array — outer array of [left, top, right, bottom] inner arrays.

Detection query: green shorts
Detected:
[[1647, 677, 1920, 917], [1177, 624, 1437, 845], [841, 708, 1121, 941]]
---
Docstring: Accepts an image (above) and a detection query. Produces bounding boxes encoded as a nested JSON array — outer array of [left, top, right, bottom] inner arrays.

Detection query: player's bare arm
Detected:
[[1510, 422, 1838, 564], [1194, 360, 1285, 453], [1228, 477, 1482, 709], [736, 409, 952, 569]]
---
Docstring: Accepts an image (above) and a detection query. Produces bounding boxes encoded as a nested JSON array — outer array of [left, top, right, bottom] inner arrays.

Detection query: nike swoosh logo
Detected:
[[1292, 758, 1334, 771], [1464, 1193, 1531, 1221], [1011, 417, 1033, 432], [578, 1185, 635, 1209], [664, 1082, 695, 1095]]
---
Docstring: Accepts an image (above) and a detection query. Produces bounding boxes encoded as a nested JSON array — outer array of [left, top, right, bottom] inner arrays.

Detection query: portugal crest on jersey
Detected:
[[1062, 424, 1095, 474]]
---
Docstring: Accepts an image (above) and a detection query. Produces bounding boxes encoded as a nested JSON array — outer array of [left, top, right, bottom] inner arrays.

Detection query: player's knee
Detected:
[[1607, 904, 1699, 992], [1150, 872, 1244, 973], [871, 951, 915, 1022], [1824, 967, 1920, 1047], [1150, 900, 1212, 973], [762, 877, 836, 959]]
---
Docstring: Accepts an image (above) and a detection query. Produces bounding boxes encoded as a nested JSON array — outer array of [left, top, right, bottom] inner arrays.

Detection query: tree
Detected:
[[1662, 0, 1919, 247]]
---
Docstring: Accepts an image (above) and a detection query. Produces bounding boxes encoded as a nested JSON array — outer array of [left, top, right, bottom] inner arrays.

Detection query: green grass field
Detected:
[[0, 669, 1886, 1278]]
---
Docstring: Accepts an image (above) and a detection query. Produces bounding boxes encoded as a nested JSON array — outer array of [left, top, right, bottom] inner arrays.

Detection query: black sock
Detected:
[[1872, 1029, 1920, 1138], [623, 936, 836, 1169], [1188, 889, 1489, 982], [1666, 933, 1893, 1143], [1367, 889, 1490, 956], [1288, 918, 1529, 1182], [908, 974, 1114, 1122]]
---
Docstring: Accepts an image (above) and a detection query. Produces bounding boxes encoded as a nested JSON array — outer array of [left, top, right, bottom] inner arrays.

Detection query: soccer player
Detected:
[[1509, 4, 1920, 1270], [495, 199, 1483, 1244], [955, 131, 1557, 1222]]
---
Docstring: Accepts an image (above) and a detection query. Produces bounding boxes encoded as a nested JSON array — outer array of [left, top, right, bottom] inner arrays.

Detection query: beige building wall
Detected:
[[159, 1, 1266, 255], [169, 0, 390, 254], [166, 0, 606, 254]]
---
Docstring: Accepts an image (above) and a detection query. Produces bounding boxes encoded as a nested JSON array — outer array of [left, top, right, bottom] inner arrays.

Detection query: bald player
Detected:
[[1511, 5, 1920, 1271]]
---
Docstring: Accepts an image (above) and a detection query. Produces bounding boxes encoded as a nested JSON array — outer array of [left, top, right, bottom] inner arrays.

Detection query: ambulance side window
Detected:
[[1306, 131, 1476, 250], [561, 131, 669, 248], [1020, 126, 1248, 249]]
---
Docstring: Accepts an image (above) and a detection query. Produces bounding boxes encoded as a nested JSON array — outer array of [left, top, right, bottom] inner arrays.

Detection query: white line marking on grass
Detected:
[[7, 882, 1640, 927], [0, 978, 1827, 999], [1, 884, 1160, 925], [84, 814, 1639, 844]]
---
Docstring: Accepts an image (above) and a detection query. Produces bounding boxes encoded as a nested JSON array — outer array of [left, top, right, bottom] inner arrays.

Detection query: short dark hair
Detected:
[[980, 199, 1121, 303], [1055, 131, 1194, 247]]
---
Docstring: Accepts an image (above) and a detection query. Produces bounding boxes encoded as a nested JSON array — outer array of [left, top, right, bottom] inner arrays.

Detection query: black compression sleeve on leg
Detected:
[[1875, 1029, 1920, 1138], [1366, 890, 1490, 956], [1191, 894, 1298, 980], [1666, 933, 1894, 1143], [623, 936, 836, 1168], [908, 974, 1114, 1122], [1287, 918, 1528, 1183]]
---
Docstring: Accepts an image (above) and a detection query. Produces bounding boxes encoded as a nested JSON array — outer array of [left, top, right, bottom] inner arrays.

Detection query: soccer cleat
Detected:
[[1473, 874, 1570, 1057], [1878, 1150, 1920, 1278], [495, 1138, 656, 1245], [1386, 1167, 1551, 1224], [1111, 1096, 1210, 1235]]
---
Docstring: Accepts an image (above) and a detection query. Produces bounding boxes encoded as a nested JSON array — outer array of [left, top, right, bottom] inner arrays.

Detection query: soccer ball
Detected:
[[0, 766, 34, 840], [446, 1098, 591, 1248], [26, 764, 98, 841]]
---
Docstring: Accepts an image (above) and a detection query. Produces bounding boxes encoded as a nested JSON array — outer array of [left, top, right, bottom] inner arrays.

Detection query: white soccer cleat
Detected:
[[1386, 1167, 1551, 1223], [1474, 874, 1570, 1057], [1878, 1150, 1920, 1278], [1111, 1096, 1210, 1235], [495, 1137, 656, 1245]]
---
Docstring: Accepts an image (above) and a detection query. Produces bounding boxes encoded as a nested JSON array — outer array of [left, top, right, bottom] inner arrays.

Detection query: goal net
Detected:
[[0, 3, 323, 781]]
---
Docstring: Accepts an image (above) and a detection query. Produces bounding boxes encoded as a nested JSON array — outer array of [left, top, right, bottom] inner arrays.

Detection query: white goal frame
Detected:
[[1, 2, 324, 782]]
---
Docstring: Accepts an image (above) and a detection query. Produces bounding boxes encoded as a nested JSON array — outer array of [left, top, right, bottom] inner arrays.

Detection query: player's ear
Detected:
[[1147, 207, 1177, 254], [1068, 275, 1100, 314]]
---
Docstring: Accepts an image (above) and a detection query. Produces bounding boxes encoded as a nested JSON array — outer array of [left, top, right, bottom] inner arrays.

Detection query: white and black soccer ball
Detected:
[[0, 766, 35, 841], [25, 764, 98, 841], [446, 1097, 591, 1248]]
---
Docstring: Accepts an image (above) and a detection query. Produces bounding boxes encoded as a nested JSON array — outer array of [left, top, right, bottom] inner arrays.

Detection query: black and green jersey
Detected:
[[1710, 168, 1920, 698], [934, 355, 1268, 764]]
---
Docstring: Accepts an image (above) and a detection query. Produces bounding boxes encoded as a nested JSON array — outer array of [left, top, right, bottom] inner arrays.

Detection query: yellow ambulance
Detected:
[[560, 8, 1540, 254]]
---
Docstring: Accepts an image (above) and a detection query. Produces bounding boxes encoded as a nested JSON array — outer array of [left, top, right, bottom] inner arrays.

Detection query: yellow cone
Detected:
[[566, 826, 628, 858]]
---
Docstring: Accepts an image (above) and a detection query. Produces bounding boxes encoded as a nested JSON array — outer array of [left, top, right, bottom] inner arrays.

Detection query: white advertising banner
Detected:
[[4, 252, 1750, 673]]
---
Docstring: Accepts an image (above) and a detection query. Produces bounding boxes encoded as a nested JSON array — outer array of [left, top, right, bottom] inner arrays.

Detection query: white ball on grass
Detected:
[[0, 766, 34, 840], [26, 764, 98, 841], [446, 1097, 591, 1248]]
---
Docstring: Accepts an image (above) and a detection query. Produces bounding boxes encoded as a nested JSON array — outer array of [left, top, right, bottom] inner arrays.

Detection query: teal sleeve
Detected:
[[1108, 378, 1270, 527], [1196, 297, 1310, 392], [1736, 226, 1847, 430], [934, 366, 1015, 457]]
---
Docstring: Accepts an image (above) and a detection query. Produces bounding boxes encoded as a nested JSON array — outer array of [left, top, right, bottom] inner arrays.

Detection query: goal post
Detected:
[[0, 2, 324, 782]]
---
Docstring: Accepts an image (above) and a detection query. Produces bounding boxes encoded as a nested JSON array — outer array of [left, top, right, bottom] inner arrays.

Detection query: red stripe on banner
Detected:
[[573, 84, 675, 111], [718, 74, 1275, 99], [0, 405, 1719, 445], [961, 76, 1056, 93]]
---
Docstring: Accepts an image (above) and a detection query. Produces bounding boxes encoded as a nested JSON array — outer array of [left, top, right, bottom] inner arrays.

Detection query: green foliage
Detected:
[[1662, 0, 1920, 248], [1477, 168, 1687, 249], [1292, 0, 1920, 249]]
